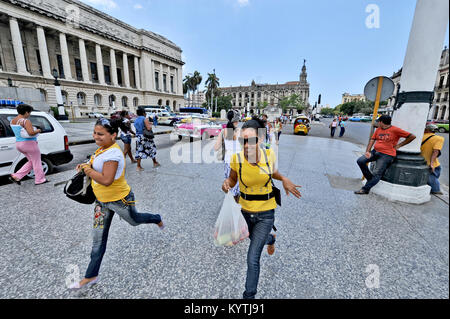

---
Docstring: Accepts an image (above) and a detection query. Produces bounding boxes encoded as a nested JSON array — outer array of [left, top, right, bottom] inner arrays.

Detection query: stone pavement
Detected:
[[0, 134, 448, 299]]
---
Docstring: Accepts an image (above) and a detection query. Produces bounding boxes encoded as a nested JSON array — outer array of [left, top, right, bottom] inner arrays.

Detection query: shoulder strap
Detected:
[[421, 135, 436, 146], [236, 153, 248, 189]]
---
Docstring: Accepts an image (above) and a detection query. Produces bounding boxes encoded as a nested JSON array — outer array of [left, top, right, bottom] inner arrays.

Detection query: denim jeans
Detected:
[[339, 127, 345, 137], [357, 150, 395, 192], [85, 190, 161, 279], [428, 165, 442, 193], [241, 209, 276, 299], [330, 127, 336, 137]]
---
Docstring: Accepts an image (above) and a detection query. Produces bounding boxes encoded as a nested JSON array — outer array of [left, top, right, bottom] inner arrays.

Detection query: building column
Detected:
[[134, 56, 141, 89], [95, 44, 105, 85], [36, 26, 52, 78], [122, 52, 130, 88], [59, 32, 72, 80], [78, 38, 90, 83], [9, 17, 29, 75], [110, 48, 118, 86]]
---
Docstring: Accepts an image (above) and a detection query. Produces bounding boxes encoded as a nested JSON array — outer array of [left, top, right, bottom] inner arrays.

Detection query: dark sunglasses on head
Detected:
[[238, 136, 259, 145], [96, 118, 111, 127]]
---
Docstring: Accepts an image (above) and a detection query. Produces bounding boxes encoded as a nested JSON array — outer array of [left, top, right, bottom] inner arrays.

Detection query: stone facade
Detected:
[[0, 0, 185, 117], [220, 61, 310, 116], [341, 93, 366, 104]]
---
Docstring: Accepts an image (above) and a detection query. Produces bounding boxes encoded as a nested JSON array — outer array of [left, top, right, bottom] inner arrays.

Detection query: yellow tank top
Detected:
[[90, 143, 131, 203]]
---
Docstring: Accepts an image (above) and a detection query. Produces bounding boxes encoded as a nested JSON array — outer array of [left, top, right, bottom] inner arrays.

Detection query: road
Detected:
[[283, 118, 448, 186]]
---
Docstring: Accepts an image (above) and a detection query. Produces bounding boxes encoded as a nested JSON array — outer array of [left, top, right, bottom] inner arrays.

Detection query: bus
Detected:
[[179, 107, 208, 115]]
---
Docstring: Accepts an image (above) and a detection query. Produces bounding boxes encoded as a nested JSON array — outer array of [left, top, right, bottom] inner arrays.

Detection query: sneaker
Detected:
[[431, 191, 444, 195], [158, 221, 165, 230], [267, 234, 276, 255], [354, 189, 369, 195]]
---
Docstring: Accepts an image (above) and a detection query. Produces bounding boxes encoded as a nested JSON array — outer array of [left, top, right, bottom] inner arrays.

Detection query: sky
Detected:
[[80, 0, 449, 108]]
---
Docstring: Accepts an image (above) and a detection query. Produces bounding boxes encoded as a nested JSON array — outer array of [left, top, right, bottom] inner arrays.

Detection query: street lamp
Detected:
[[52, 68, 68, 121]]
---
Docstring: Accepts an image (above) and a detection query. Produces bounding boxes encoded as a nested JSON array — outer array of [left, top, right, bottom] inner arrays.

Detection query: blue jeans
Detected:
[[428, 165, 442, 193], [339, 127, 345, 137], [85, 191, 162, 279], [241, 210, 276, 299], [330, 127, 336, 137], [357, 150, 395, 192]]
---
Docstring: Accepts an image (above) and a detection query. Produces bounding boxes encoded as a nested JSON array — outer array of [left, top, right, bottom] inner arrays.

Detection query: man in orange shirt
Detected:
[[355, 115, 416, 195]]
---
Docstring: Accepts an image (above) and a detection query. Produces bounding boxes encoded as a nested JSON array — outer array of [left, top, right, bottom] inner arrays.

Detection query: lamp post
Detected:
[[52, 68, 68, 121]]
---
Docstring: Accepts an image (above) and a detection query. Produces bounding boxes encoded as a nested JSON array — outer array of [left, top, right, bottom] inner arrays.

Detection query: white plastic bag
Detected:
[[213, 192, 249, 247], [20, 127, 39, 138]]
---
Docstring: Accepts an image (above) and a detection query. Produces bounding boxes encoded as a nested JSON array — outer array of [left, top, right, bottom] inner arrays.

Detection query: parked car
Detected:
[[349, 116, 361, 122], [158, 112, 184, 126], [0, 108, 73, 178], [173, 119, 227, 141], [360, 115, 372, 122], [88, 112, 104, 118], [428, 120, 449, 133]]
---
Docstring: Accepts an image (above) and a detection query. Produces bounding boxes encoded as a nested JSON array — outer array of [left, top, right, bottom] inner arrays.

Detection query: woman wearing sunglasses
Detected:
[[69, 118, 164, 289], [222, 116, 302, 299]]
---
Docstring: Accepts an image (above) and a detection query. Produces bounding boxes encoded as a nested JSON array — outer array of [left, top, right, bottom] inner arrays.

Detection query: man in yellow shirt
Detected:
[[421, 124, 444, 195]]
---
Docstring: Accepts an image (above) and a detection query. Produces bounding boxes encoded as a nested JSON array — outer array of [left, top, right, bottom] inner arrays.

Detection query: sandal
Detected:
[[9, 176, 21, 185]]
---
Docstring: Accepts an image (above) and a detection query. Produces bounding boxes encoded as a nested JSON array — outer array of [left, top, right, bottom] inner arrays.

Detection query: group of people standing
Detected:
[[329, 117, 346, 138]]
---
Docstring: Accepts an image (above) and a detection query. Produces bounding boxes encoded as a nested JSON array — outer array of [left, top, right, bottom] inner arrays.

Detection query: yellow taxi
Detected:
[[293, 115, 311, 135]]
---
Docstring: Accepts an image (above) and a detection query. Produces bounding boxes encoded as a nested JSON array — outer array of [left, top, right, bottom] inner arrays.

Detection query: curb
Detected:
[[68, 130, 173, 146]]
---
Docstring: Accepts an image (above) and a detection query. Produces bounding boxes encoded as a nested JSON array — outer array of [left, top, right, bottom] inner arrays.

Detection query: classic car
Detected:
[[173, 119, 227, 141]]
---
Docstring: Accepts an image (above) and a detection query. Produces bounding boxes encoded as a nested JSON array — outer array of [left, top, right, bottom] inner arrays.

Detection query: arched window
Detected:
[[158, 99, 162, 106], [109, 95, 116, 107], [122, 96, 128, 108], [94, 94, 102, 106], [440, 105, 447, 120], [77, 92, 86, 106], [133, 97, 139, 107], [433, 106, 440, 119], [173, 100, 176, 110], [165, 100, 170, 106]]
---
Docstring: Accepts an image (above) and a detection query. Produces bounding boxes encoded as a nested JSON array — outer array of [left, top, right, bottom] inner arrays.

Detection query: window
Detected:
[[117, 68, 122, 86], [155, 72, 160, 90], [29, 115, 54, 133], [74, 58, 82, 81], [39, 89, 47, 102], [0, 54, 3, 70], [104, 65, 111, 84], [170, 75, 174, 93], [36, 50, 42, 74], [444, 92, 448, 102], [439, 76, 445, 88], [57, 55, 65, 78], [109, 95, 116, 107], [163, 74, 167, 92], [61, 91, 68, 105], [440, 106, 447, 120], [90, 62, 98, 82], [94, 94, 102, 106], [77, 92, 86, 106], [133, 97, 139, 107], [122, 96, 128, 107]]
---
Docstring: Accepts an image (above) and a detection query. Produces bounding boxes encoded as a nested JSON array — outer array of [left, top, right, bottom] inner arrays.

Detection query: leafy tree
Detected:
[[205, 72, 220, 111], [320, 107, 335, 116], [216, 95, 233, 112]]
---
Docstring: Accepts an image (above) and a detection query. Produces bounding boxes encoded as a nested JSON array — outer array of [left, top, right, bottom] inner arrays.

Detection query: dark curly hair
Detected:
[[95, 118, 121, 135]]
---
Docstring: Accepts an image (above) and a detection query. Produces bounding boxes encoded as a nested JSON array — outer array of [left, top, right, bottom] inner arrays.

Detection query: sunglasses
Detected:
[[96, 118, 111, 127], [238, 136, 259, 145]]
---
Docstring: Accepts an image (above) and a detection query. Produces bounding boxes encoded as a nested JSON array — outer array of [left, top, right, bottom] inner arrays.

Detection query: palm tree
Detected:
[[183, 75, 196, 107], [205, 72, 220, 111], [191, 71, 202, 106]]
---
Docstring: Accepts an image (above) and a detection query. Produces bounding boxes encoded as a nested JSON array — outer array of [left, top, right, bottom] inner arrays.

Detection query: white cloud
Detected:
[[237, 0, 249, 7], [81, 0, 118, 10], [133, 3, 143, 10]]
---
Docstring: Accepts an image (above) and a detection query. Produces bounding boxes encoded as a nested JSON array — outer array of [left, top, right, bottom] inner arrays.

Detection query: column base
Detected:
[[364, 180, 431, 204]]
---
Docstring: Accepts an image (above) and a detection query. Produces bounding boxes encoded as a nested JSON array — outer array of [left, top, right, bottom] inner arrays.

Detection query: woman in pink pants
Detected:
[[9, 104, 47, 185]]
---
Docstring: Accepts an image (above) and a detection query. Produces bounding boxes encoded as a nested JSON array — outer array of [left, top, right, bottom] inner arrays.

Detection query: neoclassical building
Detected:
[[220, 61, 310, 115], [0, 0, 185, 117]]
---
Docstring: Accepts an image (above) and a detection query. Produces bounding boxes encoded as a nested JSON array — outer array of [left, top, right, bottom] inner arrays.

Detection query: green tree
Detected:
[[191, 71, 202, 106], [216, 95, 233, 112], [205, 72, 220, 111], [320, 107, 335, 116]]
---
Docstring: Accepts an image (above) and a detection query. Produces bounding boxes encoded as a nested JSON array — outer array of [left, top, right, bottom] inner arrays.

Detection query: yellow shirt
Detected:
[[421, 133, 444, 167], [91, 143, 131, 203], [230, 148, 277, 213]]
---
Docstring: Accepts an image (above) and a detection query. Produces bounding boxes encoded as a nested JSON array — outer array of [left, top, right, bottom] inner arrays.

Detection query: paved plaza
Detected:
[[0, 132, 448, 299]]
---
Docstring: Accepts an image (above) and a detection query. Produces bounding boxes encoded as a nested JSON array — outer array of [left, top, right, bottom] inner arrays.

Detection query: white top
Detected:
[[92, 147, 125, 180], [224, 136, 241, 163]]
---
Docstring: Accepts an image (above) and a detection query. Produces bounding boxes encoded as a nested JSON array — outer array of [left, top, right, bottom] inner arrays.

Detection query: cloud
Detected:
[[133, 3, 143, 10], [237, 0, 249, 7], [80, 0, 118, 10]]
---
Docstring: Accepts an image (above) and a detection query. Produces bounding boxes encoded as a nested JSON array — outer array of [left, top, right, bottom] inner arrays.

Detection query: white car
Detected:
[[88, 112, 104, 118], [0, 108, 73, 178]]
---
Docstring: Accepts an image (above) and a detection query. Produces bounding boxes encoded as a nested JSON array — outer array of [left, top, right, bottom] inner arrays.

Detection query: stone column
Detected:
[[78, 38, 90, 82], [36, 26, 52, 78], [110, 48, 118, 86], [9, 17, 29, 75], [95, 44, 105, 85], [134, 56, 141, 89], [122, 52, 130, 88], [59, 32, 72, 80]]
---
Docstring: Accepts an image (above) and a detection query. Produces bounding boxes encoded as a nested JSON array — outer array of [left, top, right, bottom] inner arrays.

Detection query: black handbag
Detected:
[[63, 171, 96, 204]]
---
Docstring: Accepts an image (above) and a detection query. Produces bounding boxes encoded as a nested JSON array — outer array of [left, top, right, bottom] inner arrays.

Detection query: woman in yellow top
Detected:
[[222, 116, 301, 299], [69, 118, 164, 289]]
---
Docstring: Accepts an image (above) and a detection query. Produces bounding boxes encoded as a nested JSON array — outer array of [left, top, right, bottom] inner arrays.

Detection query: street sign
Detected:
[[364, 76, 394, 101]]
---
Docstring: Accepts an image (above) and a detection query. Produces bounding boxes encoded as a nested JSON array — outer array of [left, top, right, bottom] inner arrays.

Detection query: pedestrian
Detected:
[[339, 119, 346, 137], [68, 117, 164, 290], [421, 124, 444, 195], [134, 108, 160, 171], [355, 115, 416, 195], [274, 118, 283, 145], [8, 103, 48, 185], [222, 116, 301, 299], [214, 110, 241, 203], [260, 114, 273, 148], [329, 118, 338, 137], [119, 111, 137, 164], [153, 113, 158, 127]]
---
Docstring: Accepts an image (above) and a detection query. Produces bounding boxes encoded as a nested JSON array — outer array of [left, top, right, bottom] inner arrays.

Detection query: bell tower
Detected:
[[300, 59, 307, 83]]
